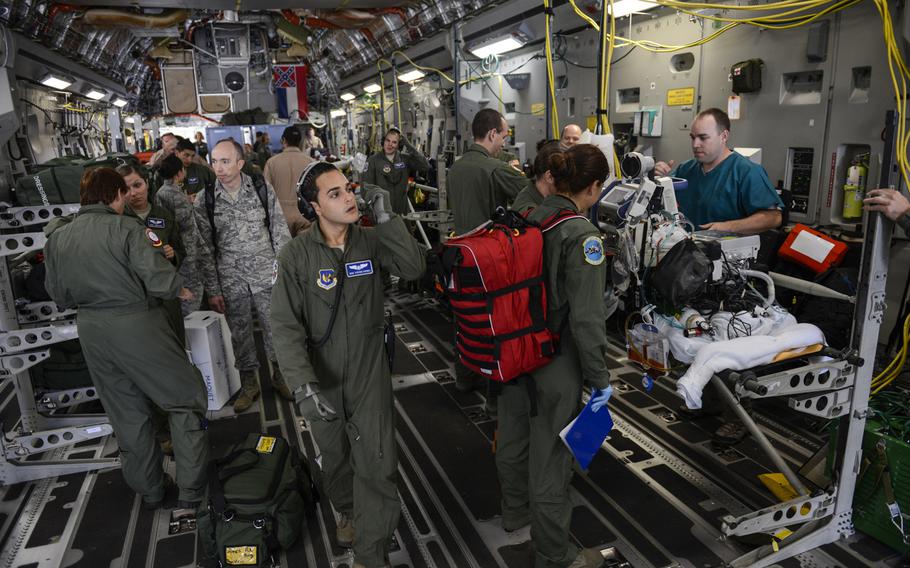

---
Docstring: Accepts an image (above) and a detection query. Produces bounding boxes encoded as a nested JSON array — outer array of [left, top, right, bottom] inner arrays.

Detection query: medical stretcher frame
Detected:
[[709, 111, 900, 568]]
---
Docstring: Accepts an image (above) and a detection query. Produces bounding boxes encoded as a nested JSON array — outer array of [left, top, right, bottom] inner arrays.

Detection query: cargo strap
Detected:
[[860, 439, 910, 544]]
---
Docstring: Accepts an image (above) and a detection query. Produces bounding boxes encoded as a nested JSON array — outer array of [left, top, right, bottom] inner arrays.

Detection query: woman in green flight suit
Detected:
[[44, 168, 209, 511], [496, 144, 615, 568]]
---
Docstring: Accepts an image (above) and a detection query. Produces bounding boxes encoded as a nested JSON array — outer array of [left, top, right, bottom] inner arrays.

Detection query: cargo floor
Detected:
[[0, 289, 903, 568]]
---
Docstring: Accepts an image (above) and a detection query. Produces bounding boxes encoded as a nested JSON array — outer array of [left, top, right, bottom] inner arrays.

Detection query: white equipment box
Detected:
[[184, 311, 241, 410]]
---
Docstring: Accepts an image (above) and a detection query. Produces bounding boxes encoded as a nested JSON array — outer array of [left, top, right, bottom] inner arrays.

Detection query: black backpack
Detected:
[[202, 174, 274, 256]]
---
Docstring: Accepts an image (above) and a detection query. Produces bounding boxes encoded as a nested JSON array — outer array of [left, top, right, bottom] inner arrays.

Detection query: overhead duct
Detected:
[[80, 9, 190, 28]]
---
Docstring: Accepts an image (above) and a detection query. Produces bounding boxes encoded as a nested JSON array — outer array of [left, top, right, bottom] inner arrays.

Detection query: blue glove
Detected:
[[590, 385, 614, 413]]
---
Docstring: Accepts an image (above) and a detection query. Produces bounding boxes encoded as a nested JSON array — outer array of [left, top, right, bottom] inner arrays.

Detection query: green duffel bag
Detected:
[[82, 152, 143, 171], [33, 155, 88, 170], [14, 165, 84, 205], [197, 433, 315, 567]]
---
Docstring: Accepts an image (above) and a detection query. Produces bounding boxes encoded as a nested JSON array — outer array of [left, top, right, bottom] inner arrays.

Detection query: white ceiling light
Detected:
[[40, 73, 73, 90], [112, 98, 128, 108], [330, 109, 346, 118], [340, 92, 356, 101], [85, 89, 106, 101], [609, 0, 660, 18], [470, 37, 525, 59], [363, 83, 382, 94], [398, 69, 425, 83]]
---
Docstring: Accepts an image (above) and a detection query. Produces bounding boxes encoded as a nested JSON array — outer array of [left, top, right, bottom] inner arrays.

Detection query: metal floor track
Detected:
[[0, 289, 903, 568]]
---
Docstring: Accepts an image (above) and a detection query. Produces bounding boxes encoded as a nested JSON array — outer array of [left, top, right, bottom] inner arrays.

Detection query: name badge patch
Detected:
[[188, 177, 199, 184], [317, 269, 337, 290], [345, 260, 374, 278], [147, 217, 166, 229], [394, 161, 407, 169]]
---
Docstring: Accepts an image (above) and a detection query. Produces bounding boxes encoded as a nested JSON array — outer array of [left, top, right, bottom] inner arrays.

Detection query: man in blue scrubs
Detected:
[[655, 108, 783, 235]]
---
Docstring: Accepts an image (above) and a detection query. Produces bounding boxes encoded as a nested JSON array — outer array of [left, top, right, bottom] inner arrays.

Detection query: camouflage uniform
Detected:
[[156, 180, 204, 315], [193, 173, 291, 395]]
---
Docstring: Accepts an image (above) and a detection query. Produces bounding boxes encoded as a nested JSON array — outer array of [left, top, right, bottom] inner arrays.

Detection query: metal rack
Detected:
[[710, 111, 900, 567], [0, 203, 118, 486]]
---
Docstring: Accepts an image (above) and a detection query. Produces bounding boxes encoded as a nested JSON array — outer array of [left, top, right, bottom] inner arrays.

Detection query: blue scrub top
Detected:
[[671, 151, 783, 228]]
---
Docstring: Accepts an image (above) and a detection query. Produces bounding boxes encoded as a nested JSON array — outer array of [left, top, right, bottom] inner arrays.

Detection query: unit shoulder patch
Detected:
[[145, 228, 162, 247], [317, 268, 337, 290], [582, 235, 604, 266]]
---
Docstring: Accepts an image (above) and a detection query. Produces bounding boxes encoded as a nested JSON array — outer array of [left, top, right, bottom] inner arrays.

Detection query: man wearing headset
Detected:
[[271, 162, 425, 568]]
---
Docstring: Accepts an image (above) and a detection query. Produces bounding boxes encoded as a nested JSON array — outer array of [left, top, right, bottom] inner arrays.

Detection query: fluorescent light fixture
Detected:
[[330, 109, 346, 118], [609, 0, 660, 18], [112, 97, 128, 108], [85, 89, 106, 101], [40, 73, 73, 90], [398, 69, 425, 83], [340, 92, 356, 101], [469, 36, 525, 59], [363, 83, 382, 94]]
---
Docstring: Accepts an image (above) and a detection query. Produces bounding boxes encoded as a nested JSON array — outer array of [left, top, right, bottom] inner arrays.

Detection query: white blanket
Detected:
[[675, 323, 825, 409]]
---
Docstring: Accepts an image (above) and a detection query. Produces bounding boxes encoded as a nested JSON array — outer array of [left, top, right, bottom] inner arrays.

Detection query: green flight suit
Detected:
[[496, 195, 611, 568], [499, 149, 519, 164], [182, 162, 215, 196], [448, 143, 527, 234], [271, 214, 425, 568], [43, 205, 209, 505], [362, 143, 430, 215], [511, 179, 545, 214], [126, 203, 186, 345]]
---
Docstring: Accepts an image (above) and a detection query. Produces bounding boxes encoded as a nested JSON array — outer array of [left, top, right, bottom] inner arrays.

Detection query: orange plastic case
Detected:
[[778, 224, 848, 274]]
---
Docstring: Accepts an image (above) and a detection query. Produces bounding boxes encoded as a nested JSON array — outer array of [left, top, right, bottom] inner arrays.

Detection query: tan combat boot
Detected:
[[232, 370, 260, 413], [566, 548, 605, 568], [270, 364, 294, 401], [336, 512, 354, 548]]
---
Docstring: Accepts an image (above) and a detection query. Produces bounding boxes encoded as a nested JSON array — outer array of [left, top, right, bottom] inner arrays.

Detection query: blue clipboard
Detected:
[[559, 398, 614, 471]]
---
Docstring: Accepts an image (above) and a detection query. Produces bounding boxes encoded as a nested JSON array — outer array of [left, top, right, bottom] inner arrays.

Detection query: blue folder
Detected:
[[559, 399, 614, 471]]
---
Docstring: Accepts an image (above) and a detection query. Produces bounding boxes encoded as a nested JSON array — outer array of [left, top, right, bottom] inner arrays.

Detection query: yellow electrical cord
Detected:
[[568, 0, 600, 31], [544, 0, 560, 138], [872, 313, 910, 395], [392, 50, 454, 83]]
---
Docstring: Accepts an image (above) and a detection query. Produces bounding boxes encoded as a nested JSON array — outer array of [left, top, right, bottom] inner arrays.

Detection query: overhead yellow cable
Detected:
[[392, 50, 454, 83], [568, 0, 600, 31], [544, 0, 560, 138]]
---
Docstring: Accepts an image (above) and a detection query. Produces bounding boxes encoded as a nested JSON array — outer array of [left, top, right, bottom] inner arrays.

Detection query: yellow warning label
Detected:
[[256, 436, 276, 454], [225, 545, 258, 565], [666, 87, 695, 106], [531, 103, 545, 116]]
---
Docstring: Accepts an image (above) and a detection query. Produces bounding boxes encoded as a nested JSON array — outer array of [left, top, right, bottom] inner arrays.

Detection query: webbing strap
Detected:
[[447, 275, 544, 302]]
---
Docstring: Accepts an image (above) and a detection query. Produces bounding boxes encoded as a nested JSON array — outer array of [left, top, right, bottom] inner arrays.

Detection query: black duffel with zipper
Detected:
[[197, 433, 316, 567]]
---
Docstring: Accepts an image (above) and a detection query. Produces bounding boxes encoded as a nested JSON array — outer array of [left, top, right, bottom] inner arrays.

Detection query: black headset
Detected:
[[296, 161, 338, 221]]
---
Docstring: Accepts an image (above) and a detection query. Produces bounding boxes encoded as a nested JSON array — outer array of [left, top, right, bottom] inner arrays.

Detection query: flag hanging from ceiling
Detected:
[[273, 64, 309, 119]]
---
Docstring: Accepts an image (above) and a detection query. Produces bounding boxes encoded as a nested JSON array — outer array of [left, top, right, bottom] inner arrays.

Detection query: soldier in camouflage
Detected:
[[153, 155, 204, 315], [194, 139, 293, 412]]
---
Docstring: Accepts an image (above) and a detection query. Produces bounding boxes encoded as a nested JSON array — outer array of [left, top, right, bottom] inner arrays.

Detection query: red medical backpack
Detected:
[[439, 209, 586, 382]]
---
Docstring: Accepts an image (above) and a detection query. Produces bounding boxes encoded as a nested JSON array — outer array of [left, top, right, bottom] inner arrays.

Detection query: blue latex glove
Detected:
[[590, 385, 614, 413]]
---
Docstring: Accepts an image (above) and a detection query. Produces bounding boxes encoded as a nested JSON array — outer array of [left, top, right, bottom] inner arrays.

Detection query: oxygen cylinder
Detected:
[[842, 162, 868, 220]]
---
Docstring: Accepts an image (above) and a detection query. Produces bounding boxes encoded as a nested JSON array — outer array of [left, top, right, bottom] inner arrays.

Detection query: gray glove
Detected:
[[360, 184, 392, 224], [295, 383, 337, 421]]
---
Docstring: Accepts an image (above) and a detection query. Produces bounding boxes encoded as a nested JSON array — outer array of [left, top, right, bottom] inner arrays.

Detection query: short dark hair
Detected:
[[298, 162, 340, 204], [697, 108, 731, 133], [547, 144, 609, 196], [533, 141, 562, 179], [384, 127, 401, 142], [115, 163, 142, 180], [472, 109, 504, 141], [282, 125, 302, 147], [175, 138, 195, 153], [81, 167, 127, 206], [213, 138, 245, 161], [159, 154, 184, 180]]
